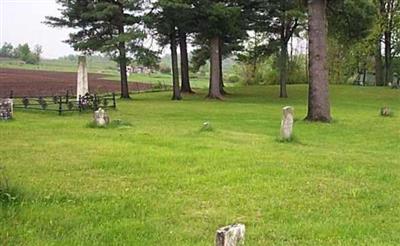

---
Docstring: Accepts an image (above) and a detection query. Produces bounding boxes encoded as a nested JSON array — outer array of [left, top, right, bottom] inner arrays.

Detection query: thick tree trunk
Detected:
[[384, 31, 392, 86], [375, 39, 384, 86], [208, 36, 223, 99], [170, 32, 182, 101], [179, 31, 193, 93], [219, 39, 228, 95], [279, 41, 289, 98], [306, 0, 331, 122], [362, 63, 367, 85], [116, 6, 129, 99], [118, 42, 130, 99]]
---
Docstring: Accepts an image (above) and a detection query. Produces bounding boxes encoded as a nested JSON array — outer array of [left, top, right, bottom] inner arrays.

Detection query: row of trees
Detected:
[[0, 43, 43, 64], [46, 0, 398, 122]]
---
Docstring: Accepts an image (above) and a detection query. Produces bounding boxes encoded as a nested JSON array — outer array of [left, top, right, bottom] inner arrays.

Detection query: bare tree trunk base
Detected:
[[206, 94, 224, 100], [171, 95, 183, 101], [305, 115, 331, 123], [220, 88, 230, 96], [280, 94, 288, 98], [181, 89, 196, 94]]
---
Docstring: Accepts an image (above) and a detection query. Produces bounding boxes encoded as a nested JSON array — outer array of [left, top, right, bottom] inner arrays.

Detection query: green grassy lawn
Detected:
[[0, 57, 117, 74], [1, 85, 399, 245]]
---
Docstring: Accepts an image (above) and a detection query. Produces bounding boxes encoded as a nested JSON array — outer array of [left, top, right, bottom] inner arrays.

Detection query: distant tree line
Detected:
[[0, 43, 43, 65]]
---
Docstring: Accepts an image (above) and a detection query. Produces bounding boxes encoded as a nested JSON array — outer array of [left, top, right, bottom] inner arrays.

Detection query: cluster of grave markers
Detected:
[[0, 99, 13, 120]]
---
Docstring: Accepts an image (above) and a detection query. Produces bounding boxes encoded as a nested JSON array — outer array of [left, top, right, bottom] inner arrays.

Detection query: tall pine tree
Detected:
[[46, 0, 146, 98]]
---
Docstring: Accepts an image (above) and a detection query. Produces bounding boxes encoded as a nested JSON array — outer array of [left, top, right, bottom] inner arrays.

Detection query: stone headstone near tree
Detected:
[[280, 106, 294, 141], [77, 56, 89, 100], [0, 99, 13, 120], [215, 224, 245, 246], [93, 108, 110, 127]]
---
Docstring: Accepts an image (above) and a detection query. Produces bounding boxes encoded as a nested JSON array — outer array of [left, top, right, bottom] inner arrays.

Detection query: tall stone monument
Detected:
[[77, 56, 89, 100], [280, 106, 294, 140]]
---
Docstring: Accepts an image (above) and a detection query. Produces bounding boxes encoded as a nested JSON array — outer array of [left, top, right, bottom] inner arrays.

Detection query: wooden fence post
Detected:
[[78, 95, 82, 112], [66, 90, 69, 104], [93, 94, 98, 111], [112, 92, 116, 109], [58, 96, 63, 116]]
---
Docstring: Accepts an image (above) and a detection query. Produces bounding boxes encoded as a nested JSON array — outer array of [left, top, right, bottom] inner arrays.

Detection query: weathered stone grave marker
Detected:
[[215, 224, 245, 246], [380, 107, 392, 117], [93, 108, 110, 127], [0, 99, 13, 120], [280, 106, 294, 140], [77, 56, 89, 100]]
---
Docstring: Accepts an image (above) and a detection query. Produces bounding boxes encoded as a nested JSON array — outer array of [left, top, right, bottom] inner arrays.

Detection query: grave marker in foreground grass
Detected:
[[93, 108, 110, 127], [215, 224, 245, 246], [280, 106, 294, 141], [77, 56, 89, 100], [0, 99, 13, 120], [380, 107, 392, 117]]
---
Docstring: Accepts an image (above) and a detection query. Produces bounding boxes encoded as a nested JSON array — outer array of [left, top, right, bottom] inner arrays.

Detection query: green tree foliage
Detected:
[[46, 0, 147, 98], [146, 0, 194, 100], [0, 43, 14, 58], [190, 0, 247, 99], [241, 0, 306, 97], [375, 0, 400, 85], [6, 43, 41, 64], [327, 0, 376, 84]]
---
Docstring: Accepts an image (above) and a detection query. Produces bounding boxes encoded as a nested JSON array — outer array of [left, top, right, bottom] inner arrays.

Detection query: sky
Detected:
[[0, 0, 77, 58], [0, 0, 307, 60]]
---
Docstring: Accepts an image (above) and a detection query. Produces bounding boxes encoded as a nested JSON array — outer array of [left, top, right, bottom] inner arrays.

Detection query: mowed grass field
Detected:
[[1, 85, 399, 245]]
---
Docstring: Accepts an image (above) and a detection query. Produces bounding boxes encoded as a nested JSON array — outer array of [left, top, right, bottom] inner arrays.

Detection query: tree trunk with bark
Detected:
[[219, 39, 228, 95], [170, 31, 182, 101], [179, 31, 194, 93], [279, 16, 288, 98], [116, 5, 129, 99], [375, 39, 384, 86], [208, 36, 223, 99], [118, 39, 129, 98], [384, 31, 392, 85], [306, 0, 331, 122], [279, 41, 289, 98]]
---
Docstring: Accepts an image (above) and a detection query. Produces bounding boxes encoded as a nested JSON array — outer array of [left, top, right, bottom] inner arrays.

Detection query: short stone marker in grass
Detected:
[[0, 99, 13, 120], [280, 106, 294, 141], [215, 224, 245, 246], [380, 107, 392, 117], [93, 108, 110, 127]]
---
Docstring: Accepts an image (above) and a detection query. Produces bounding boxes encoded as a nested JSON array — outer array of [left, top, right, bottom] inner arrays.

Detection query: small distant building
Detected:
[[126, 65, 152, 75]]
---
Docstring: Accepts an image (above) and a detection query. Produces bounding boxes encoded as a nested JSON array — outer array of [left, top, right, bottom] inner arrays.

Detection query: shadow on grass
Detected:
[[0, 166, 23, 207], [86, 119, 133, 129]]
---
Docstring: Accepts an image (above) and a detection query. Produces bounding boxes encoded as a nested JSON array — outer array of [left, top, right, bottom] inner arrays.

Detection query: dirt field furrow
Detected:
[[0, 68, 152, 97]]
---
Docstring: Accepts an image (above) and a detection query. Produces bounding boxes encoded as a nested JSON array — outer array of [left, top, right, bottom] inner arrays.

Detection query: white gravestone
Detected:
[[77, 56, 89, 100], [280, 106, 294, 140], [215, 224, 245, 246], [0, 99, 13, 120], [93, 108, 110, 127]]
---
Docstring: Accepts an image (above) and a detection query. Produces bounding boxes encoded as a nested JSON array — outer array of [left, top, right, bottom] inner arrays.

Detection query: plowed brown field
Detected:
[[0, 68, 152, 97]]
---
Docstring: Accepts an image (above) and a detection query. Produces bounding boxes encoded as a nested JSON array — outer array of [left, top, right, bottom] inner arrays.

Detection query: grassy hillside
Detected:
[[0, 57, 117, 74], [1, 85, 399, 245]]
